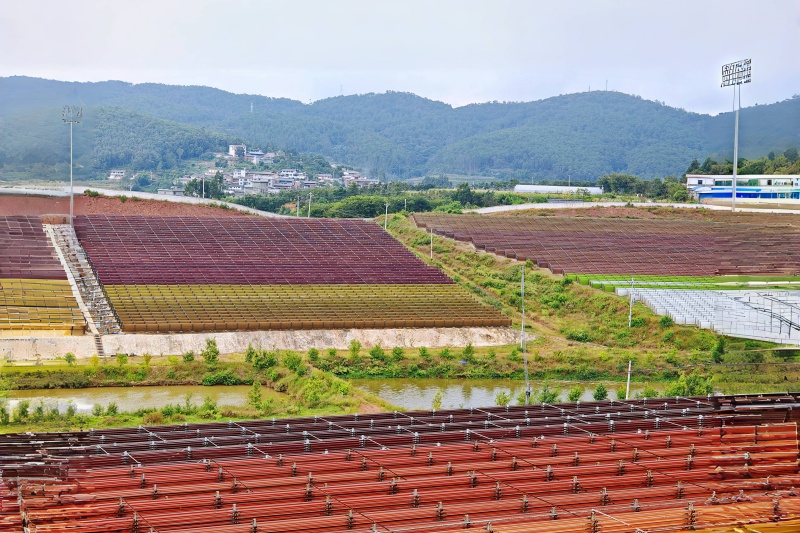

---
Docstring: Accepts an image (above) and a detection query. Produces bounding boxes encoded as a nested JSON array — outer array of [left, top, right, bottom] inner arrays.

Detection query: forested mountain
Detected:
[[1, 76, 798, 181]]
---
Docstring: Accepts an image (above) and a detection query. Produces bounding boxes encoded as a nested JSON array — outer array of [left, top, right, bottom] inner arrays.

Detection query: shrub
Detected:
[[659, 316, 674, 328], [167, 356, 179, 366], [0, 402, 11, 425], [65, 403, 77, 418], [182, 350, 195, 363], [439, 347, 455, 360], [616, 386, 627, 400], [419, 347, 431, 360], [253, 349, 278, 370], [369, 344, 386, 362], [495, 391, 512, 407], [143, 411, 163, 424], [89, 354, 100, 367], [630, 317, 646, 328], [142, 353, 152, 367], [391, 346, 405, 362], [567, 386, 583, 402], [711, 338, 726, 363], [202, 339, 220, 368], [308, 348, 320, 362], [327, 348, 337, 358], [593, 384, 609, 401], [202, 370, 241, 386], [116, 353, 128, 366], [282, 352, 303, 373], [92, 403, 103, 416], [665, 370, 713, 397], [638, 385, 659, 399], [565, 329, 593, 343], [64, 352, 77, 366], [106, 402, 119, 416], [536, 383, 559, 404]]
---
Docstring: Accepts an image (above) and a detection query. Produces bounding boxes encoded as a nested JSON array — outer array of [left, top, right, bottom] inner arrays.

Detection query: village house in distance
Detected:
[[162, 145, 379, 197]]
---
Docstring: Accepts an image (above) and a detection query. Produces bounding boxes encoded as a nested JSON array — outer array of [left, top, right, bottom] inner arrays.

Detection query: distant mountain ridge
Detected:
[[1, 76, 798, 181]]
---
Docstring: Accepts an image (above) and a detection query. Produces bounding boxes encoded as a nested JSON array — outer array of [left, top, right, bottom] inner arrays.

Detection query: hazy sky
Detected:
[[2, 0, 797, 114]]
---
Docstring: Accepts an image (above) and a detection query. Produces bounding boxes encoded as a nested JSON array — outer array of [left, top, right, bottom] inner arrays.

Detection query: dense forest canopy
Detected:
[[1, 76, 798, 182]]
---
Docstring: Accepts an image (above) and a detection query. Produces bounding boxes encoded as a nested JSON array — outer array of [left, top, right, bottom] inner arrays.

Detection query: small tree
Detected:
[[461, 343, 476, 361], [245, 344, 257, 364], [142, 353, 152, 367], [391, 346, 405, 362], [248, 380, 263, 411], [567, 386, 583, 403], [115, 353, 128, 366], [495, 391, 512, 407], [89, 354, 100, 367], [308, 347, 320, 362], [182, 350, 195, 363], [431, 389, 444, 411], [202, 339, 220, 368], [593, 384, 609, 401], [64, 352, 77, 366], [348, 339, 362, 359], [369, 344, 386, 362]]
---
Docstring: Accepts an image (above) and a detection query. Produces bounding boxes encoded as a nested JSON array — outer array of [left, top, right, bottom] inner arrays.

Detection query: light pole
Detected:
[[307, 192, 313, 217], [721, 59, 752, 212], [384, 201, 389, 230], [62, 106, 82, 226]]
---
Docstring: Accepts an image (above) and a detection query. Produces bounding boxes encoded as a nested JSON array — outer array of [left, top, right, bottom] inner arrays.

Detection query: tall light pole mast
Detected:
[[307, 192, 313, 217], [384, 201, 389, 230], [62, 106, 82, 226], [721, 59, 752, 213]]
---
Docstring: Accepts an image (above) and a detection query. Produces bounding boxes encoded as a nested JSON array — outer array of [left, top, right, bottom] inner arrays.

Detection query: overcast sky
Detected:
[[1, 0, 797, 114]]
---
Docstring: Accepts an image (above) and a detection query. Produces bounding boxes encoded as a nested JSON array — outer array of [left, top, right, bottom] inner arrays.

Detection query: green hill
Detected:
[[1, 76, 798, 181]]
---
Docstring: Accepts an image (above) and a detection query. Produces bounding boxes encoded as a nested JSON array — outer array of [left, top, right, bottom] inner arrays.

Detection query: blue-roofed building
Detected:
[[687, 174, 800, 201]]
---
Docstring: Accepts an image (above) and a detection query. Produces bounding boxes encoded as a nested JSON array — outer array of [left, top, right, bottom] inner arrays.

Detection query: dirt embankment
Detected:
[[0, 194, 252, 217], [507, 205, 800, 226]]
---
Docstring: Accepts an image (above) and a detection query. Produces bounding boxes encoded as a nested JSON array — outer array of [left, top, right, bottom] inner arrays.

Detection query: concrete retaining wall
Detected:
[[0, 327, 520, 361]]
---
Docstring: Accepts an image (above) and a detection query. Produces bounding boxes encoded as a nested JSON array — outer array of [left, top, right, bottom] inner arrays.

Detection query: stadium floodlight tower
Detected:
[[720, 58, 752, 212], [62, 105, 83, 226]]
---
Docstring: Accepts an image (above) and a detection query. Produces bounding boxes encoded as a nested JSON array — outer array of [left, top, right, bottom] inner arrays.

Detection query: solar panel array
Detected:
[[0, 216, 85, 336], [414, 214, 800, 277], [75, 215, 510, 333]]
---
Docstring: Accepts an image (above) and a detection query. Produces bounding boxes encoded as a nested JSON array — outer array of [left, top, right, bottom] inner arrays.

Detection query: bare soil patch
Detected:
[[0, 195, 251, 217]]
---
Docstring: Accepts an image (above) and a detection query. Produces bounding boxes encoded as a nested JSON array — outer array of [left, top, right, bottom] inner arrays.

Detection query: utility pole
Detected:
[[384, 201, 389, 230], [62, 106, 82, 226], [430, 228, 433, 259], [297, 196, 300, 217], [307, 193, 313, 217]]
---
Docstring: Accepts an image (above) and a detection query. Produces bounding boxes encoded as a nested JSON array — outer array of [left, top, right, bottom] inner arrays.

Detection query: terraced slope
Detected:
[[75, 215, 509, 333], [0, 216, 85, 336]]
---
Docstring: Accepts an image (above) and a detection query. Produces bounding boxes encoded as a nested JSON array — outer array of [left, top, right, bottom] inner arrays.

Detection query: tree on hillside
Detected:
[[185, 171, 225, 199]]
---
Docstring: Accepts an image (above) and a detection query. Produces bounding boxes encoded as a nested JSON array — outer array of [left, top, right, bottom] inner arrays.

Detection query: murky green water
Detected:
[[6, 385, 283, 414], [351, 378, 666, 410], [7, 379, 665, 414]]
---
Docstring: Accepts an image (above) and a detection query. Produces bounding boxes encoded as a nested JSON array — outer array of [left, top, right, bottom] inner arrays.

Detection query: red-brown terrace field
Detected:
[[414, 213, 800, 277], [2, 395, 799, 533], [74, 215, 510, 333]]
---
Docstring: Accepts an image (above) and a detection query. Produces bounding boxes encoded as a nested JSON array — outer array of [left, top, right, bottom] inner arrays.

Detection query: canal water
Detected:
[[6, 379, 664, 413]]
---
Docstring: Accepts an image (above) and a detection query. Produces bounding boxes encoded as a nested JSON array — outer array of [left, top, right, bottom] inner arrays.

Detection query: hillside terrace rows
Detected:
[[0, 216, 85, 335], [414, 214, 800, 277], [104, 284, 509, 332], [75, 215, 453, 285], [72, 215, 509, 332], [1, 395, 799, 533]]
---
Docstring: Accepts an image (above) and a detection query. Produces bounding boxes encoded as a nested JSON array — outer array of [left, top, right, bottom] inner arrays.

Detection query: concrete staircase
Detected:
[[46, 224, 121, 337]]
